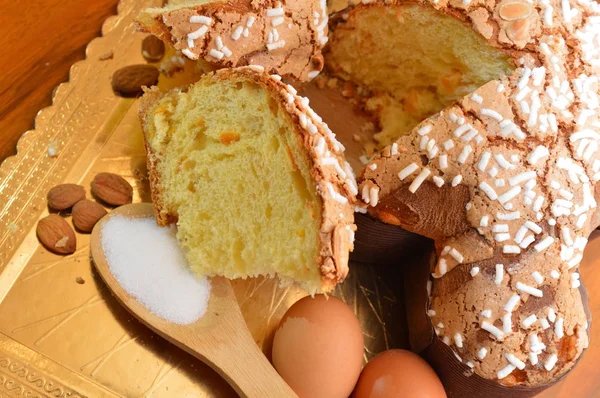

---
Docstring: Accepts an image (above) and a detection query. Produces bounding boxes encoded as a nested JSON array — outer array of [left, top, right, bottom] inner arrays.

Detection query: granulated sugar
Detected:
[[101, 215, 211, 325]]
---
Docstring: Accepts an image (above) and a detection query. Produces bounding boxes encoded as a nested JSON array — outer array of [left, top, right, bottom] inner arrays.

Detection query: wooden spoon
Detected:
[[90, 203, 297, 398]]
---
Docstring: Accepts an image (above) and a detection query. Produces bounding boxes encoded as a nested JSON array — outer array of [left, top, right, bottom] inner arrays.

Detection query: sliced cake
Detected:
[[139, 66, 357, 294]]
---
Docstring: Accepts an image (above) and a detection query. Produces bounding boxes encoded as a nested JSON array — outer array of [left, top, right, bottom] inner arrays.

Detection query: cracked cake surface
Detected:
[[137, 0, 328, 81], [347, 0, 600, 388]]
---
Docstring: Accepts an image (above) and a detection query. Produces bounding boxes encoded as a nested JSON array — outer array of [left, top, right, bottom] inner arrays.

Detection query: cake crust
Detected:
[[136, 0, 328, 81], [347, 0, 600, 388], [139, 66, 357, 293]]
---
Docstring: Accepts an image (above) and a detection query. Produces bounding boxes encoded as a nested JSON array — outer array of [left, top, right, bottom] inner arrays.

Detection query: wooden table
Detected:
[[0, 1, 598, 397], [0, 0, 119, 163]]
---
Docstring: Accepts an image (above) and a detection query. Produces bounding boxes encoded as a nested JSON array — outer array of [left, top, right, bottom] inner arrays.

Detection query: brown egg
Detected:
[[354, 349, 447, 398], [272, 294, 364, 398]]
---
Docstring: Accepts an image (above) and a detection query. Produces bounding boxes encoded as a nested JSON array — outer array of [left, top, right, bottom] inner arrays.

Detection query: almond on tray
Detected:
[[47, 183, 86, 210], [111, 64, 159, 97], [91, 173, 134, 206], [72, 200, 108, 232], [36, 214, 77, 254], [142, 35, 165, 62]]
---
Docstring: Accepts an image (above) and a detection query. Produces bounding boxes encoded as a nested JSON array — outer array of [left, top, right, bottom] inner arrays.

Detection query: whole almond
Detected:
[[47, 184, 86, 210], [36, 214, 76, 254], [72, 200, 107, 232], [111, 64, 159, 97], [142, 36, 165, 63], [91, 173, 133, 206]]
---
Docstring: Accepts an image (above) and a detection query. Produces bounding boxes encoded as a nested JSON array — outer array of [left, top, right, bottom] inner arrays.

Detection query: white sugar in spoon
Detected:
[[91, 203, 296, 398]]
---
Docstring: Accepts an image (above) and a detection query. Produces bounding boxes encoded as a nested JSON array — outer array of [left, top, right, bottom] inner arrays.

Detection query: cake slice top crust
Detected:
[[136, 0, 328, 81]]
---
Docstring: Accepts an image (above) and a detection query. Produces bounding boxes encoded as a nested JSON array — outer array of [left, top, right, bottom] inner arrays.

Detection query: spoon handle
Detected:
[[181, 277, 297, 397], [205, 326, 297, 398]]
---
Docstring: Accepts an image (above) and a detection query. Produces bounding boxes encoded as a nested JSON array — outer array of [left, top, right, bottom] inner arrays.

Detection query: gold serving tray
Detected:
[[1, 0, 599, 396]]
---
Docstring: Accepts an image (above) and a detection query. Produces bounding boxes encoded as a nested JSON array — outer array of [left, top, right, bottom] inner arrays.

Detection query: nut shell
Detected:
[[72, 200, 107, 232], [47, 184, 85, 210], [36, 214, 76, 254], [91, 173, 133, 206]]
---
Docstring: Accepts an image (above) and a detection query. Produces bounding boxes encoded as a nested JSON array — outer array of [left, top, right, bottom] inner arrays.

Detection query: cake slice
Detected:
[[136, 0, 328, 81], [139, 66, 357, 294]]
